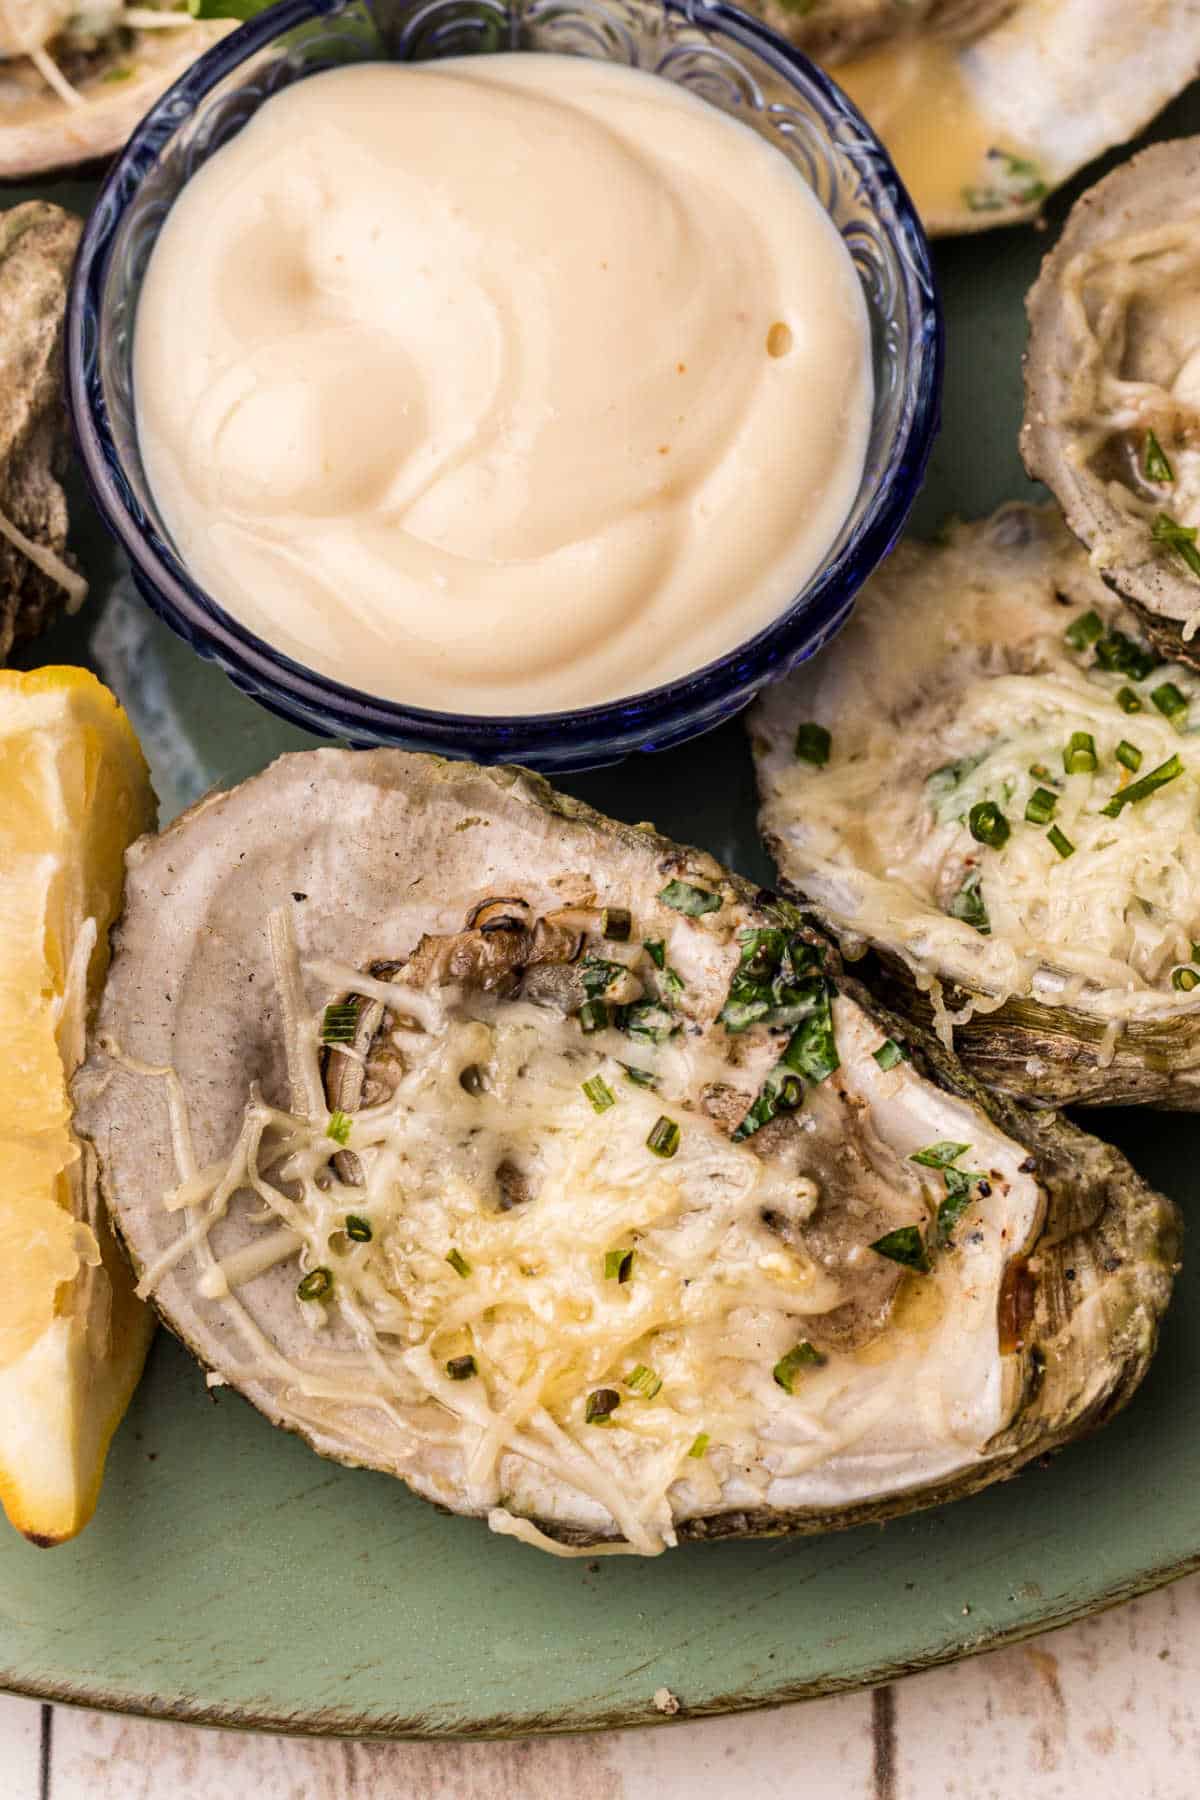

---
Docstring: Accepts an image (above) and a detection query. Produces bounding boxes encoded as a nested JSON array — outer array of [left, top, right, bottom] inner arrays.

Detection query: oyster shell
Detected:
[[752, 0, 1200, 237], [1023, 137, 1200, 669], [0, 202, 83, 665], [0, 18, 227, 179], [751, 503, 1200, 1109], [74, 750, 1178, 1554]]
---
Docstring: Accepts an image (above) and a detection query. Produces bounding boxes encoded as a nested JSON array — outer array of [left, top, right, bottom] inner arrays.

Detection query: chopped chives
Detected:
[[320, 1002, 359, 1044], [873, 1038, 906, 1071], [1192, 943, 1200, 963], [658, 879, 721, 917], [344, 1214, 372, 1243], [1094, 629, 1161, 681], [1152, 511, 1200, 581], [601, 907, 632, 942], [968, 800, 1010, 848], [1063, 731, 1098, 775], [647, 1116, 681, 1158], [794, 722, 832, 766], [582, 1074, 616, 1114], [297, 1267, 333, 1302], [773, 1340, 827, 1392], [624, 1363, 662, 1398], [1100, 753, 1184, 816], [687, 1432, 710, 1459], [445, 1248, 471, 1279], [1173, 967, 1200, 992], [585, 1388, 621, 1425], [1047, 825, 1075, 859], [948, 871, 989, 934], [579, 998, 610, 1034], [604, 1247, 635, 1283], [1064, 609, 1103, 650], [1151, 681, 1188, 724], [620, 1062, 658, 1089], [1116, 740, 1143, 773], [446, 1355, 477, 1380], [1117, 686, 1143, 714], [910, 1141, 968, 1169], [1144, 430, 1175, 484], [325, 1109, 352, 1146], [1024, 786, 1057, 825], [869, 1225, 931, 1273]]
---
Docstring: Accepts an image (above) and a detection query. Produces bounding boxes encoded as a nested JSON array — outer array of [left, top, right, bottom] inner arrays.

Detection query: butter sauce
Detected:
[[134, 55, 873, 714]]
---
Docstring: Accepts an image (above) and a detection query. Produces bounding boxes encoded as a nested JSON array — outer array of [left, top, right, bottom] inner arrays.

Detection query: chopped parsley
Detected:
[[719, 925, 825, 1034], [773, 1340, 826, 1392], [658, 879, 721, 917], [948, 871, 990, 934], [794, 722, 832, 766], [1093, 628, 1161, 682], [1153, 512, 1200, 581], [869, 1226, 930, 1273], [873, 1038, 907, 1071], [910, 1141, 969, 1169], [1064, 609, 1103, 651]]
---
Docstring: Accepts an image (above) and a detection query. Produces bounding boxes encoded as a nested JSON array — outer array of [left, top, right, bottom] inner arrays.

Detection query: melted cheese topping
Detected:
[[126, 907, 1040, 1555], [755, 511, 1200, 1029]]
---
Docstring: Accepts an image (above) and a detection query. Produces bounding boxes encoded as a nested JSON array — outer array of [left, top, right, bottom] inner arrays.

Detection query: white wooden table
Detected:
[[3, 1571, 1196, 1798]]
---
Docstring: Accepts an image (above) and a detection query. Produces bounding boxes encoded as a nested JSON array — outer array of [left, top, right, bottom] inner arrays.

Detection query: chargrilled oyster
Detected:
[[752, 0, 1200, 237], [1023, 138, 1200, 672], [752, 504, 1200, 1109], [0, 3, 226, 179], [0, 203, 85, 665], [74, 750, 1177, 1555]]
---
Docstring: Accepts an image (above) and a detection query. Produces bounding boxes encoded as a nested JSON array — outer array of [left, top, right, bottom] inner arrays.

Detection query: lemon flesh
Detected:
[[0, 667, 156, 1544]]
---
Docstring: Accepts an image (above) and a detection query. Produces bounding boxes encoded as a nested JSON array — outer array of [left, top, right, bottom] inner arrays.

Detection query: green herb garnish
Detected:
[[1173, 967, 1200, 992], [1144, 431, 1175, 484], [325, 1109, 352, 1146], [687, 1432, 710, 1459], [1024, 786, 1057, 825], [1094, 629, 1161, 681], [1100, 753, 1184, 816], [873, 1038, 906, 1071], [1047, 825, 1075, 859], [446, 1355, 477, 1380], [772, 1340, 827, 1393], [344, 1214, 372, 1243], [647, 1116, 681, 1158], [582, 1074, 616, 1114], [658, 879, 721, 917], [297, 1267, 333, 1302], [1117, 686, 1143, 714], [1064, 609, 1103, 650], [1063, 731, 1098, 775], [320, 1002, 359, 1044], [615, 1000, 677, 1044], [948, 871, 990, 934], [1116, 740, 1143, 773], [188, 0, 276, 17], [794, 722, 832, 766], [1151, 682, 1188, 724], [937, 1167, 985, 1246], [719, 926, 824, 1034], [601, 907, 631, 941], [620, 1062, 658, 1089], [1153, 512, 1200, 581], [869, 1226, 930, 1273], [585, 1388, 621, 1425], [624, 1364, 662, 1399], [581, 957, 629, 998], [445, 1248, 471, 1279], [643, 939, 666, 969], [731, 998, 838, 1141], [969, 800, 1010, 848], [578, 998, 610, 1034], [604, 1247, 635, 1282], [910, 1141, 968, 1169]]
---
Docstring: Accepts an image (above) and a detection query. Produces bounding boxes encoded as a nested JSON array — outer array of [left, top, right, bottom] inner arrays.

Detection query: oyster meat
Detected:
[[1023, 137, 1200, 671], [751, 0, 1200, 237], [74, 750, 1178, 1555], [751, 503, 1200, 1109], [0, 202, 85, 666], [0, 4, 227, 179]]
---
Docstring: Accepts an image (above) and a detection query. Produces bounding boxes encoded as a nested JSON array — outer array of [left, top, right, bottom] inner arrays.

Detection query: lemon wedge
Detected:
[[0, 666, 156, 1544]]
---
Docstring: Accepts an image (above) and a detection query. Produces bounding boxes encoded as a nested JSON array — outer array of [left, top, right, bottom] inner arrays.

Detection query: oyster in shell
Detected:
[[1023, 138, 1200, 670], [754, 0, 1200, 237], [0, 7, 227, 179], [74, 750, 1178, 1555], [0, 202, 84, 665], [752, 504, 1200, 1109]]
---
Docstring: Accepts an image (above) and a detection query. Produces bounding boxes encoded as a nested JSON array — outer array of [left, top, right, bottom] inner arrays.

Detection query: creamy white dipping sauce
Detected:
[[135, 56, 873, 714]]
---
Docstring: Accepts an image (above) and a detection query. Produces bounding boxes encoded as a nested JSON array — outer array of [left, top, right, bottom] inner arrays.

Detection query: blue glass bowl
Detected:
[[67, 0, 941, 773]]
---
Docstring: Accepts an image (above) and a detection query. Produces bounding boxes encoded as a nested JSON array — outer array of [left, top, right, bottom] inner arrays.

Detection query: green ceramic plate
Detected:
[[3, 86, 1200, 1738]]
